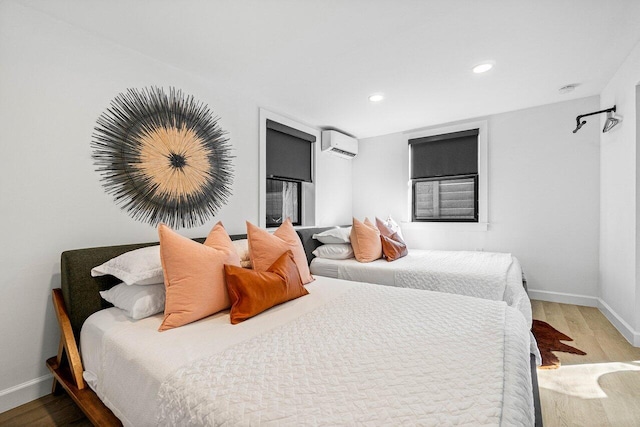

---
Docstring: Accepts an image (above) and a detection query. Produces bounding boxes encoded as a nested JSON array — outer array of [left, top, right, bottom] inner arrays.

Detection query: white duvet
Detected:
[[81, 277, 534, 426], [310, 249, 533, 327]]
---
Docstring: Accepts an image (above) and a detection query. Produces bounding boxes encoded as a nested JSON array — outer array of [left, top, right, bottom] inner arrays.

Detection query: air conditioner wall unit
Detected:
[[321, 130, 358, 159]]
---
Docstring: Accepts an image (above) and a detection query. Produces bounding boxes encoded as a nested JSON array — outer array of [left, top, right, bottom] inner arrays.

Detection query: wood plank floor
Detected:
[[0, 392, 90, 426], [532, 300, 640, 427], [1, 300, 639, 426]]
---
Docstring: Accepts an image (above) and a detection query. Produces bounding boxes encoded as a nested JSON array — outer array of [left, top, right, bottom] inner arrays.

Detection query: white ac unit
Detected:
[[321, 130, 358, 159]]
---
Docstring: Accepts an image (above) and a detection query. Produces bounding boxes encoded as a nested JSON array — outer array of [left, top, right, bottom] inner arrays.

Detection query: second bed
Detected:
[[310, 248, 533, 327]]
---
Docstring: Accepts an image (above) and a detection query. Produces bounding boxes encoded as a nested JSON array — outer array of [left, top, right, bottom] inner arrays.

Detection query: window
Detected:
[[260, 112, 316, 227], [413, 175, 477, 221], [410, 129, 479, 222], [266, 178, 301, 226]]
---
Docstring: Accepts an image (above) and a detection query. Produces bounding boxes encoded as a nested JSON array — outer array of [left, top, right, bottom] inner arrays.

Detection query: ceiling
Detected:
[[19, 0, 640, 138]]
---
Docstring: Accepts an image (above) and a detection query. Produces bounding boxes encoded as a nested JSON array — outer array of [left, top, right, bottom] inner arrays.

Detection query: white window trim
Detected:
[[259, 108, 319, 228], [404, 120, 488, 231]]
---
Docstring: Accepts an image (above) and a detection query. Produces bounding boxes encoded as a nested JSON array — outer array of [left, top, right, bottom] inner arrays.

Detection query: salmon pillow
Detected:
[[246, 219, 314, 284], [376, 217, 408, 261], [158, 222, 240, 331], [350, 217, 383, 262], [225, 250, 308, 324]]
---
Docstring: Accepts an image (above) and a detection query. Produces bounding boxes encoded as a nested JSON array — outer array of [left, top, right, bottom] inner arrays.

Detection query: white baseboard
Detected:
[[529, 288, 640, 348], [597, 299, 640, 347], [0, 374, 52, 414], [528, 289, 598, 307]]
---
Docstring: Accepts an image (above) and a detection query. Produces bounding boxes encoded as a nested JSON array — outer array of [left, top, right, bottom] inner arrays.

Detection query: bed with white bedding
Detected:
[[310, 249, 533, 327], [81, 276, 534, 426], [49, 232, 541, 426]]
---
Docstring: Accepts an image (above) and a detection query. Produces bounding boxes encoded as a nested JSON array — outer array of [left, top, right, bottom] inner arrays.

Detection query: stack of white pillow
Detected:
[[311, 227, 354, 259], [91, 245, 166, 320]]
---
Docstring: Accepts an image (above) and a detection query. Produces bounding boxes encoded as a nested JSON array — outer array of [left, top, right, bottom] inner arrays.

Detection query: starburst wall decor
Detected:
[[91, 87, 233, 228]]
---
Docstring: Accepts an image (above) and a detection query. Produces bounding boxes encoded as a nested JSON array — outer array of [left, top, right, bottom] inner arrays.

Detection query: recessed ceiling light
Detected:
[[472, 62, 494, 74], [368, 94, 384, 102]]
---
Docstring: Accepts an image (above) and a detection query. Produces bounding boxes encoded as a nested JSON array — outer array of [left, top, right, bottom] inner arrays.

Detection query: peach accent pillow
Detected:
[[158, 222, 240, 331], [225, 250, 309, 324], [205, 222, 242, 264], [350, 217, 383, 262], [246, 219, 313, 284]]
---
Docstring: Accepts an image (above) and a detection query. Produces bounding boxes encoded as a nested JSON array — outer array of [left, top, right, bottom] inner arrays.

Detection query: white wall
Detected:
[[315, 148, 353, 226], [0, 2, 351, 411], [599, 40, 640, 344], [353, 97, 601, 304]]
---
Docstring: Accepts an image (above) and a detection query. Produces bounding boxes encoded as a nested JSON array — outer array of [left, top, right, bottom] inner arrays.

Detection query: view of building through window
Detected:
[[265, 178, 300, 226], [413, 175, 477, 221]]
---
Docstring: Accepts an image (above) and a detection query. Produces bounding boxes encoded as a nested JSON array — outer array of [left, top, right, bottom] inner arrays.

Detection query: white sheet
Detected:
[[311, 250, 533, 327], [81, 276, 533, 426], [306, 256, 340, 277]]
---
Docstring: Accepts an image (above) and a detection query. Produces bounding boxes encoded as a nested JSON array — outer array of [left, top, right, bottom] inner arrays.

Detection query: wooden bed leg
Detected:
[[51, 337, 65, 395], [51, 377, 63, 395], [46, 288, 123, 425], [57, 335, 64, 363], [50, 288, 85, 390]]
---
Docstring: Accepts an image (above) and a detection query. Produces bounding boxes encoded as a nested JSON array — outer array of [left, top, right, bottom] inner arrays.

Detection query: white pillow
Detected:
[[312, 243, 354, 260], [91, 245, 163, 285], [312, 227, 352, 244], [384, 216, 404, 240], [100, 283, 165, 320], [232, 239, 252, 268]]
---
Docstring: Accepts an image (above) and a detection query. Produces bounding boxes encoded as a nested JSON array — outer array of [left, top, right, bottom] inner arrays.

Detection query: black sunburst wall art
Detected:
[[91, 87, 233, 228]]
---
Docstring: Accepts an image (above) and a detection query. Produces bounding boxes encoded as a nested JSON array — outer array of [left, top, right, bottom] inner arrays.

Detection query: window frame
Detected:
[[411, 174, 478, 222], [259, 108, 320, 228], [405, 120, 488, 227]]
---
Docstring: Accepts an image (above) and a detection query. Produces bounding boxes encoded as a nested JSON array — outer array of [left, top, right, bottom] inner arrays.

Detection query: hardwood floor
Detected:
[[2, 300, 639, 426], [532, 300, 640, 427], [0, 392, 90, 426]]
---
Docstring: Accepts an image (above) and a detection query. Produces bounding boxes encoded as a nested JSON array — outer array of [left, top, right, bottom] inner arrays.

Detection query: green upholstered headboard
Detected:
[[59, 226, 339, 341], [61, 241, 158, 342], [60, 236, 238, 341], [295, 226, 346, 264]]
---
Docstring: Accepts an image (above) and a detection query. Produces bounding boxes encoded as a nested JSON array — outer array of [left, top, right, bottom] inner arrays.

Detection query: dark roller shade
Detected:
[[410, 129, 478, 179], [266, 119, 314, 182]]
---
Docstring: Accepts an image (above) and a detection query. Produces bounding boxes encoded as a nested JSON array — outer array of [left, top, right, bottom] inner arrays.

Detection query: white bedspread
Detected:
[[82, 277, 533, 426], [310, 250, 533, 327]]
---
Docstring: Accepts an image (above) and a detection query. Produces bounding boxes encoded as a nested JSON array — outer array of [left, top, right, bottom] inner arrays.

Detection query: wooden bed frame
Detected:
[[47, 226, 542, 426]]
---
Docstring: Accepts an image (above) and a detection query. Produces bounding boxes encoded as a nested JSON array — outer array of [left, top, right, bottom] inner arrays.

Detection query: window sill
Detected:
[[266, 224, 322, 232], [401, 221, 489, 232]]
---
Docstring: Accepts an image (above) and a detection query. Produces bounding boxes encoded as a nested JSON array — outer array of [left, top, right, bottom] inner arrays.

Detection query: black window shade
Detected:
[[409, 129, 478, 179], [266, 119, 314, 183]]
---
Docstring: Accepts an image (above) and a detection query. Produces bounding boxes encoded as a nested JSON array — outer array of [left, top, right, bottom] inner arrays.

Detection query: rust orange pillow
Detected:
[[158, 222, 240, 331], [350, 217, 382, 262], [376, 217, 408, 261], [224, 250, 309, 324], [246, 219, 313, 284], [380, 234, 408, 261]]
